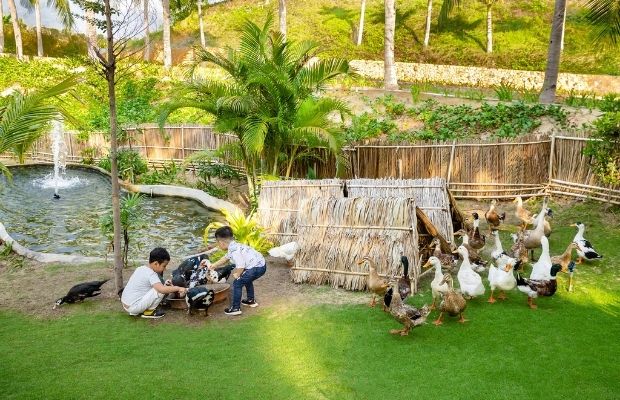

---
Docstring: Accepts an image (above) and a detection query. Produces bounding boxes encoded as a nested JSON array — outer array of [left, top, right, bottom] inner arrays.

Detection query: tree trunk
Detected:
[[0, 1, 5, 54], [162, 0, 172, 68], [278, 0, 286, 41], [356, 0, 366, 46], [198, 0, 206, 47], [7, 0, 22, 60], [86, 9, 97, 59], [486, 4, 493, 53], [103, 0, 124, 291], [539, 0, 567, 104], [384, 0, 398, 90], [35, 1, 43, 57], [143, 0, 151, 61], [560, 0, 567, 52], [424, 0, 432, 47]]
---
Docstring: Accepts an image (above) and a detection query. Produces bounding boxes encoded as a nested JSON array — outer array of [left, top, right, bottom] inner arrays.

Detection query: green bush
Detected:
[[140, 161, 181, 185], [98, 149, 148, 182], [584, 112, 620, 185]]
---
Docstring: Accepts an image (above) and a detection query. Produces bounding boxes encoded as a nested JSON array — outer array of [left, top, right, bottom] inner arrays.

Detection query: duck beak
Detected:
[[356, 259, 365, 265], [570, 223, 577, 227], [504, 264, 513, 272], [422, 261, 431, 269], [451, 250, 458, 254]]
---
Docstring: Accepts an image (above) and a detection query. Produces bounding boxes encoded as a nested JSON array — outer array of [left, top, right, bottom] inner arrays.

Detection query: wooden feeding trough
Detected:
[[168, 283, 230, 310]]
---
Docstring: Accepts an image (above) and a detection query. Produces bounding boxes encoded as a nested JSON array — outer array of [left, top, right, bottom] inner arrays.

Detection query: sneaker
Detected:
[[141, 308, 166, 319], [224, 307, 242, 316], [241, 299, 259, 308]]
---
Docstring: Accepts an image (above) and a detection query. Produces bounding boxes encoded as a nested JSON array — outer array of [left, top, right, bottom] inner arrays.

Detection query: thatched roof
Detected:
[[257, 179, 343, 244], [292, 197, 420, 293]]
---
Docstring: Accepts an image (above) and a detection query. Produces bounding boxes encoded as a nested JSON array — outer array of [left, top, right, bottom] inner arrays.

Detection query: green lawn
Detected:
[[1, 200, 619, 399]]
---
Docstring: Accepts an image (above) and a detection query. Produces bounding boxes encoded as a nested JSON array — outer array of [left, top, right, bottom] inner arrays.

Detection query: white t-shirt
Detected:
[[121, 266, 162, 306], [226, 241, 265, 270]]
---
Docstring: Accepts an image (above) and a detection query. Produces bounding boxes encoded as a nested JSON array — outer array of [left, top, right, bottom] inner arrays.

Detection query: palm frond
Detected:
[[47, 0, 74, 28], [438, 0, 464, 27], [586, 0, 620, 46]]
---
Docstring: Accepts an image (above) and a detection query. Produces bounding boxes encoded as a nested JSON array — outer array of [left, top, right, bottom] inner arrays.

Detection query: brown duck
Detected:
[[433, 274, 467, 325], [485, 199, 505, 231], [358, 256, 389, 309], [388, 281, 430, 336]]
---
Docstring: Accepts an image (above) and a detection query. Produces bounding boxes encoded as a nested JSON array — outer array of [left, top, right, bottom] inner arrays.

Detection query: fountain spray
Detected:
[[51, 120, 67, 199]]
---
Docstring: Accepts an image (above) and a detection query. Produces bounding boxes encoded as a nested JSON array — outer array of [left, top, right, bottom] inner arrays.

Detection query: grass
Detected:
[[0, 199, 619, 399]]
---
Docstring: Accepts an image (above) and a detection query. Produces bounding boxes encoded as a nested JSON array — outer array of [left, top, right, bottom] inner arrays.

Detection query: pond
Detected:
[[0, 165, 221, 259]]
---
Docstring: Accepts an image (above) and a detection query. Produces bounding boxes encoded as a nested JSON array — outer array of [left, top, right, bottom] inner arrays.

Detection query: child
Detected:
[[121, 247, 187, 319], [201, 226, 266, 316]]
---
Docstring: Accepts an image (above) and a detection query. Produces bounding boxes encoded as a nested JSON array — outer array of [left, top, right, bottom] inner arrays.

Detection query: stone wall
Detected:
[[350, 60, 620, 96]]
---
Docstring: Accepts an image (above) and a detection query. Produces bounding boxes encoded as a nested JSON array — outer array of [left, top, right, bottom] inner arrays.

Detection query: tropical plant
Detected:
[[584, 111, 620, 185], [0, 77, 77, 180], [98, 149, 148, 182], [203, 209, 273, 254], [586, 0, 620, 45], [140, 161, 181, 184], [160, 15, 354, 199], [384, 0, 398, 89], [100, 193, 144, 268], [6, 0, 22, 59], [494, 82, 514, 101], [279, 0, 287, 40]]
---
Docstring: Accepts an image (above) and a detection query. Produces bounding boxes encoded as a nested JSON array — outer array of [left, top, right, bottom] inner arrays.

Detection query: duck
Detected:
[[487, 254, 520, 303], [268, 241, 300, 267], [485, 199, 505, 231], [53, 279, 110, 309], [529, 236, 554, 280], [523, 204, 552, 258], [571, 222, 603, 263], [551, 242, 579, 273], [468, 213, 486, 250], [453, 245, 485, 298], [516, 264, 562, 309], [358, 256, 390, 309], [430, 237, 457, 269], [433, 274, 467, 325], [454, 230, 487, 270], [531, 211, 552, 237], [422, 256, 449, 310], [383, 255, 412, 309], [388, 281, 430, 336], [510, 231, 529, 265], [513, 196, 533, 229], [490, 230, 504, 260]]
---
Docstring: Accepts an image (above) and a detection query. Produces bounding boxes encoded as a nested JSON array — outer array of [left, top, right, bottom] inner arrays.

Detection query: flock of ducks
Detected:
[[361, 196, 604, 336]]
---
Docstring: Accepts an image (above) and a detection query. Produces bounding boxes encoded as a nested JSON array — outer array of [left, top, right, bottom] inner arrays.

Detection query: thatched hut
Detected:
[[292, 197, 421, 293], [257, 179, 344, 244], [345, 178, 465, 259]]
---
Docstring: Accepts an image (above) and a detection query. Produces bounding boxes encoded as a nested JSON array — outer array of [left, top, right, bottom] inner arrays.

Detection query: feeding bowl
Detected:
[[168, 283, 230, 310]]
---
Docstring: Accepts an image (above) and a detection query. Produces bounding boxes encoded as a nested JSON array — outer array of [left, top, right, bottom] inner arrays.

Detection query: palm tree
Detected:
[[0, 77, 77, 179], [0, 0, 5, 53], [162, 0, 172, 68], [23, 0, 74, 57], [143, 0, 151, 60], [85, 9, 97, 59], [279, 0, 286, 40], [198, 0, 206, 47], [586, 0, 620, 45], [540, 0, 567, 103], [424, 0, 433, 47], [384, 0, 398, 89], [483, 0, 499, 53], [160, 15, 354, 197], [357, 0, 366, 46], [6, 0, 22, 59]]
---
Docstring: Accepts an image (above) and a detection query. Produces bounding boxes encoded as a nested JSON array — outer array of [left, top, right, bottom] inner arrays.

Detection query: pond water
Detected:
[[0, 165, 221, 259]]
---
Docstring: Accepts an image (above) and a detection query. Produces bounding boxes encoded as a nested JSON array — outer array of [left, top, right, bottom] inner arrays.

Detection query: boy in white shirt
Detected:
[[121, 247, 187, 319], [201, 226, 266, 316]]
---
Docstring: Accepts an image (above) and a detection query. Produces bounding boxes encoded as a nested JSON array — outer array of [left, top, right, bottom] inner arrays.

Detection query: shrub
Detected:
[[584, 112, 620, 185], [203, 209, 272, 254], [98, 149, 148, 182], [140, 161, 181, 185]]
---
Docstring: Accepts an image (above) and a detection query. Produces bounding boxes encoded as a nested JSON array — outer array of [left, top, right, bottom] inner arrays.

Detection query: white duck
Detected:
[[268, 242, 300, 266], [490, 230, 504, 260], [571, 222, 603, 263], [529, 236, 554, 280], [530, 211, 552, 237], [453, 245, 485, 298], [487, 253, 518, 303], [422, 256, 449, 310]]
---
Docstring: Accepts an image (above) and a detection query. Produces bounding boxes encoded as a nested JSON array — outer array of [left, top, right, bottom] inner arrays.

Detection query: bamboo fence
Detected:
[[6, 126, 619, 205], [292, 197, 421, 293], [257, 179, 344, 244]]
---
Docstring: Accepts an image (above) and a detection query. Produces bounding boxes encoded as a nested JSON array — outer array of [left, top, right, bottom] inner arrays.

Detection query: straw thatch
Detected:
[[346, 178, 462, 251], [292, 197, 420, 292], [257, 179, 344, 244]]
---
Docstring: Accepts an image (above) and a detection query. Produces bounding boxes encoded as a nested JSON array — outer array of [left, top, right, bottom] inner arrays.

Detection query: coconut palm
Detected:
[[540, 0, 567, 103], [22, 0, 74, 57], [160, 15, 354, 198], [198, 0, 206, 47], [0, 0, 5, 53], [143, 0, 151, 60], [586, 0, 620, 45], [424, 0, 433, 47], [357, 0, 366, 45], [384, 0, 398, 89], [279, 0, 286, 40], [162, 0, 172, 68], [6, 0, 22, 59], [0, 77, 76, 180]]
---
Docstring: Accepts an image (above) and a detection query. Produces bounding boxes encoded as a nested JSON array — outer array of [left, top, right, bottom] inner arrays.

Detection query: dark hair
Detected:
[[149, 247, 171, 264], [214, 226, 234, 240]]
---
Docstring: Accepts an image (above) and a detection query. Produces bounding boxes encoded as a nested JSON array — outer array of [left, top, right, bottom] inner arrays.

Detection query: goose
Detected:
[[422, 256, 450, 310], [571, 222, 603, 263], [453, 245, 485, 298], [485, 199, 505, 231], [53, 279, 109, 309]]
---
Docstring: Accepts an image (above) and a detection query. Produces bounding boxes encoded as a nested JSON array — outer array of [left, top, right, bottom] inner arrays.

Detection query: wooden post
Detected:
[[547, 132, 556, 186], [143, 129, 148, 160], [398, 159, 403, 179], [446, 139, 457, 183], [181, 125, 185, 160]]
